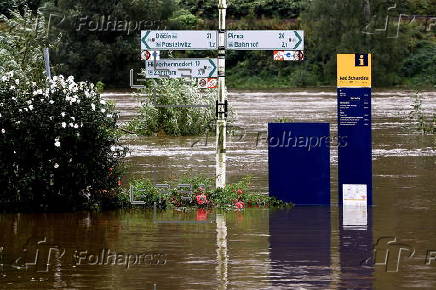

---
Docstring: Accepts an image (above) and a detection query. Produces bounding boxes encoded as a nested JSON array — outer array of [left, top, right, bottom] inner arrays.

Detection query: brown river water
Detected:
[[1, 89, 435, 289]]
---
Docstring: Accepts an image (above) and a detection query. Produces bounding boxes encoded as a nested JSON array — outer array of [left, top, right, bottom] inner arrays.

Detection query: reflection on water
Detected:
[[269, 207, 331, 288], [339, 207, 373, 289], [1, 206, 436, 288], [1, 89, 435, 288]]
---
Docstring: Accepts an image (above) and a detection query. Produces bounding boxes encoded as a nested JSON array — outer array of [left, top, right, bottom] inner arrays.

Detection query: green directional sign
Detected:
[[226, 30, 304, 50], [141, 31, 218, 50], [145, 58, 218, 78]]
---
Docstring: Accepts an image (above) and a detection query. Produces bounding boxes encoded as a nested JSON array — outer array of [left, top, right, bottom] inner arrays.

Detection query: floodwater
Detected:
[[1, 89, 436, 289]]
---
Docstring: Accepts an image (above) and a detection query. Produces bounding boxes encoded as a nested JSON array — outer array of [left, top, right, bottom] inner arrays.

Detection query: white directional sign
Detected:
[[141, 31, 217, 50], [226, 30, 304, 50], [145, 58, 218, 78]]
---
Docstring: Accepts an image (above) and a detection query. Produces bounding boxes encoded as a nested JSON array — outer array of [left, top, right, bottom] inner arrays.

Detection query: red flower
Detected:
[[196, 208, 208, 221], [236, 189, 244, 195], [235, 201, 244, 209], [117, 178, 122, 186], [196, 194, 207, 205]]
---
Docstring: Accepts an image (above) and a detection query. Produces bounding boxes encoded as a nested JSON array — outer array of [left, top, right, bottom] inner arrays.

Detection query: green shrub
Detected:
[[127, 175, 293, 209], [0, 8, 59, 86], [401, 41, 436, 88], [0, 73, 126, 211], [126, 79, 231, 136], [407, 91, 436, 134], [169, 9, 203, 29]]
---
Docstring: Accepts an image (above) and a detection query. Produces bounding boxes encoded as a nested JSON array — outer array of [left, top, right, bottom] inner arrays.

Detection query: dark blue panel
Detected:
[[337, 88, 372, 205], [269, 207, 331, 288], [268, 123, 330, 205]]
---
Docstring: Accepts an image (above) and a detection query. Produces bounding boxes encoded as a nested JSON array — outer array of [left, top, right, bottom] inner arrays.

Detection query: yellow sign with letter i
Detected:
[[337, 54, 372, 88]]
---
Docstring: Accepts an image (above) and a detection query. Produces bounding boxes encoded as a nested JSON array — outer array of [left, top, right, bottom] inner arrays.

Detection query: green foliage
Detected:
[[168, 9, 202, 29], [0, 74, 126, 211], [126, 78, 225, 136], [95, 81, 105, 93], [179, 0, 307, 19], [36, 0, 176, 87], [127, 175, 293, 209], [0, 0, 45, 17], [401, 41, 436, 88], [3, 0, 435, 89], [300, 0, 435, 88], [0, 7, 60, 85], [274, 117, 292, 123], [407, 91, 435, 134]]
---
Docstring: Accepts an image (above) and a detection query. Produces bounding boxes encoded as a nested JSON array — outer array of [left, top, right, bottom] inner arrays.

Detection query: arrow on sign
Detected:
[[141, 31, 151, 49], [293, 31, 302, 50], [208, 59, 216, 77]]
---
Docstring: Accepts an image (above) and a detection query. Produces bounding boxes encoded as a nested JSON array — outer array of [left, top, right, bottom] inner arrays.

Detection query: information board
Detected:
[[337, 87, 372, 205]]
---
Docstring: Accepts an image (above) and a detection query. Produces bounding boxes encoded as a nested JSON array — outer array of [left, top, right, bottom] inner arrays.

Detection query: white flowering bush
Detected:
[[0, 72, 126, 210], [126, 79, 225, 136]]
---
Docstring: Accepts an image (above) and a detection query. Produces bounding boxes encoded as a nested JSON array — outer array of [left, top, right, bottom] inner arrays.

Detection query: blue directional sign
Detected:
[[268, 123, 330, 205], [338, 87, 372, 205]]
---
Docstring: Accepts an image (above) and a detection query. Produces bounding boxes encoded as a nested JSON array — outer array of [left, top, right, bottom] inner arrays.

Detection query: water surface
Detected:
[[1, 89, 435, 289]]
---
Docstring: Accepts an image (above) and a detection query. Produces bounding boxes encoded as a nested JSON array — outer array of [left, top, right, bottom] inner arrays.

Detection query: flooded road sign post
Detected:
[[215, 0, 227, 188], [337, 54, 372, 206], [140, 8, 304, 189], [268, 123, 331, 205]]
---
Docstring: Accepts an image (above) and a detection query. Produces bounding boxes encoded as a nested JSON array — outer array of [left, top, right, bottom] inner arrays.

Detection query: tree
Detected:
[[301, 0, 415, 86]]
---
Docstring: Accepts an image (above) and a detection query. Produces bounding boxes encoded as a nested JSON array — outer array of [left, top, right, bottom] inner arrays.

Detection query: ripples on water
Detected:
[[0, 90, 435, 289]]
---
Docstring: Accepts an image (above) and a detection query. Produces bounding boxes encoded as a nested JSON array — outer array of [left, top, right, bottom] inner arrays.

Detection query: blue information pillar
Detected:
[[268, 123, 330, 205], [337, 54, 373, 206]]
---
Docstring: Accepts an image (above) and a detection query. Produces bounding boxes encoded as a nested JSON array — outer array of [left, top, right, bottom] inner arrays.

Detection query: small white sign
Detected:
[[342, 184, 368, 229], [141, 50, 160, 61], [197, 78, 218, 89], [343, 184, 367, 205]]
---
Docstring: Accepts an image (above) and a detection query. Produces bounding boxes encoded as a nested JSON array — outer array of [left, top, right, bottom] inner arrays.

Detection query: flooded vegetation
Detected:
[[2, 89, 433, 288]]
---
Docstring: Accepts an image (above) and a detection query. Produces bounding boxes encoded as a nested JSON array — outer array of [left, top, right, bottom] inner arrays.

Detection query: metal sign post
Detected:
[[139, 2, 304, 189], [43, 48, 51, 79], [216, 0, 227, 189]]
